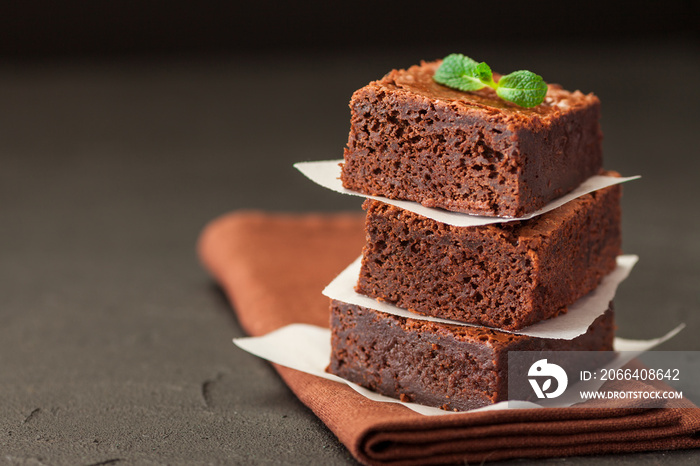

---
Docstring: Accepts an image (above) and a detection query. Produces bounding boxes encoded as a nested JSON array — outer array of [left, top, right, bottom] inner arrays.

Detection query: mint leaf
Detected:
[[496, 70, 548, 108], [433, 54, 549, 107], [433, 54, 490, 92]]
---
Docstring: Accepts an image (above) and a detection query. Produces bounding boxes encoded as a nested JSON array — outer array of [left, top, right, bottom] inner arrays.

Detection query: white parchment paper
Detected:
[[322, 254, 638, 340], [294, 160, 640, 227], [233, 323, 684, 416]]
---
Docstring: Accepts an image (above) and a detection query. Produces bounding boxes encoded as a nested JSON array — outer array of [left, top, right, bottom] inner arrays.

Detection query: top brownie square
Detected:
[[340, 60, 603, 217]]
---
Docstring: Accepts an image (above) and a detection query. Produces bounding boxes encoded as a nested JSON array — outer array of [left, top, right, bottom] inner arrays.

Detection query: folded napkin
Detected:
[[197, 211, 700, 465]]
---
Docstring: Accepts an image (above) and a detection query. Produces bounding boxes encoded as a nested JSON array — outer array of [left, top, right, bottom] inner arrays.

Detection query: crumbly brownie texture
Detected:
[[340, 60, 603, 217], [327, 300, 615, 411], [356, 183, 622, 330]]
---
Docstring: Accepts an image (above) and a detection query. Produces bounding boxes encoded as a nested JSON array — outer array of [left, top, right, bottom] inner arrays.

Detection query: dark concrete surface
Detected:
[[0, 40, 698, 464]]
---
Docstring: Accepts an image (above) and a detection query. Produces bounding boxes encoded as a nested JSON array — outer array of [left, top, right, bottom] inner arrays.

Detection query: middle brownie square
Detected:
[[356, 184, 622, 330]]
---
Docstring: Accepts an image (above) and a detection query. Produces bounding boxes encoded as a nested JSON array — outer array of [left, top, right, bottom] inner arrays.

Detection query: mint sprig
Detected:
[[433, 54, 548, 108]]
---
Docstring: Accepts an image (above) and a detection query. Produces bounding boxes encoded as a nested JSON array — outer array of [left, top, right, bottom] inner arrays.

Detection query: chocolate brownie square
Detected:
[[327, 300, 615, 411], [341, 60, 602, 217], [356, 183, 622, 330]]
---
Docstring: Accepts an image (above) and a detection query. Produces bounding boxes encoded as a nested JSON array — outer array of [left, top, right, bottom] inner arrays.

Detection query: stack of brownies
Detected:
[[324, 60, 622, 411]]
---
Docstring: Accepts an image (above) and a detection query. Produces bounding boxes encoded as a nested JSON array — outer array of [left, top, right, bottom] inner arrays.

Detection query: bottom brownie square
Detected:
[[327, 300, 615, 411]]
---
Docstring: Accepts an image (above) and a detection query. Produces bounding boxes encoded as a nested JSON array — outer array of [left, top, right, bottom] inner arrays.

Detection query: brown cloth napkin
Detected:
[[197, 211, 700, 465]]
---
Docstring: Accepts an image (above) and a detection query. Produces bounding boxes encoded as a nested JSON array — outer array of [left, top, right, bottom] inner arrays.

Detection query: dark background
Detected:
[[1, 2, 698, 465], [0, 0, 698, 58]]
